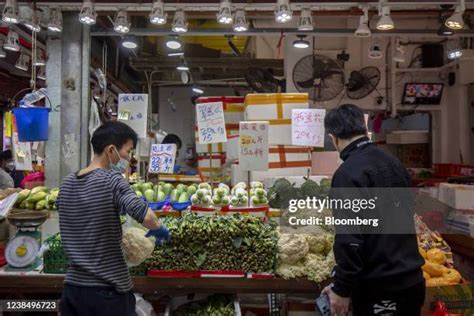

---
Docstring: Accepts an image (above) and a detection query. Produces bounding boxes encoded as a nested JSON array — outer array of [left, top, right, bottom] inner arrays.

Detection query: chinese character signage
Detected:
[[118, 94, 148, 139], [148, 144, 176, 174], [238, 121, 269, 171], [291, 109, 326, 147], [196, 101, 227, 144]]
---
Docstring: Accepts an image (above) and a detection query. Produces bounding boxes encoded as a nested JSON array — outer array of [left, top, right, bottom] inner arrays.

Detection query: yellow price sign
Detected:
[[118, 111, 130, 121], [16, 149, 26, 158], [240, 135, 253, 147]]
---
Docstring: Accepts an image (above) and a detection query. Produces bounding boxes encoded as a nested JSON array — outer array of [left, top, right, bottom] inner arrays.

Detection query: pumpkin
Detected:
[[423, 271, 431, 280], [426, 277, 450, 287], [419, 247, 427, 259], [422, 261, 444, 277], [443, 268, 461, 284], [427, 248, 447, 265]]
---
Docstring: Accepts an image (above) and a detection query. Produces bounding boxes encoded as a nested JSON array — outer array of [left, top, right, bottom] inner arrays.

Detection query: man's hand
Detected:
[[321, 285, 350, 316], [145, 225, 170, 247]]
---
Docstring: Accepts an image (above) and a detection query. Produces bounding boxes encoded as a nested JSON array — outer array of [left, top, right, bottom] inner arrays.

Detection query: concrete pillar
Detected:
[[45, 12, 91, 186]]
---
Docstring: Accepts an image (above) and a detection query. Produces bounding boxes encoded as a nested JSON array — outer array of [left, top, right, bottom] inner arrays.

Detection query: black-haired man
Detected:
[[58, 121, 169, 316], [321, 104, 425, 316]]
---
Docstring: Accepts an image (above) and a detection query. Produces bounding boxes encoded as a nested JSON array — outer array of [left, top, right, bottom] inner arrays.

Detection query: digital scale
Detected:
[[5, 210, 48, 271]]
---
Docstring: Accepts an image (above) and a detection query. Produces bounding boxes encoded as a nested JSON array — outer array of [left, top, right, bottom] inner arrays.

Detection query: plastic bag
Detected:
[[134, 293, 156, 316]]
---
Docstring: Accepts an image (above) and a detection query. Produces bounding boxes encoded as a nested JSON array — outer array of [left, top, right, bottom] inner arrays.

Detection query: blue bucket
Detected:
[[12, 107, 51, 142]]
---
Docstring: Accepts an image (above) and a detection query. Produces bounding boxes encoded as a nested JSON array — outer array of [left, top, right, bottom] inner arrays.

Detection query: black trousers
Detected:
[[351, 282, 425, 316], [60, 284, 137, 316]]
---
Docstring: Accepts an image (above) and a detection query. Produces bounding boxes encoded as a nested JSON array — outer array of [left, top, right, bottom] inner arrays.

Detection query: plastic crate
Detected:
[[434, 164, 474, 177]]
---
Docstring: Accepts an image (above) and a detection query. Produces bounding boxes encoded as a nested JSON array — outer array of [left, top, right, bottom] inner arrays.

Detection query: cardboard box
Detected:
[[422, 282, 473, 316], [244, 93, 309, 145], [438, 183, 474, 211], [311, 151, 342, 176]]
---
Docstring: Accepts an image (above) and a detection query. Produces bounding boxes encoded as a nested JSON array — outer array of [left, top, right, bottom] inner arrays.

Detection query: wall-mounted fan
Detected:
[[292, 54, 345, 102], [245, 67, 285, 93], [346, 66, 381, 100]]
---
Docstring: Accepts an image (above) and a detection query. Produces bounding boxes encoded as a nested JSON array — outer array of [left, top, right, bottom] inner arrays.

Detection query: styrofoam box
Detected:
[[231, 164, 310, 185], [438, 183, 474, 211]]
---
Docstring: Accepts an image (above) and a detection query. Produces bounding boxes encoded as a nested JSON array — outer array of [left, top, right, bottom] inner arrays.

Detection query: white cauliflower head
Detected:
[[276, 261, 306, 279], [278, 233, 309, 265], [306, 233, 334, 255], [122, 227, 155, 267], [304, 252, 335, 283]]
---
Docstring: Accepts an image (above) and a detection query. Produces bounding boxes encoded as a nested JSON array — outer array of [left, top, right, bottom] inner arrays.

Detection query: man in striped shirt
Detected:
[[57, 121, 169, 316]]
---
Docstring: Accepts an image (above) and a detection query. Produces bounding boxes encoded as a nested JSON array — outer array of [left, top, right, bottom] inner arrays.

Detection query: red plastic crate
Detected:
[[434, 164, 474, 177]]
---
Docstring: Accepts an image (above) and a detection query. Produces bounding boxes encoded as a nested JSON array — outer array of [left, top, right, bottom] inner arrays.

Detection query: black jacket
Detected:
[[330, 137, 424, 297]]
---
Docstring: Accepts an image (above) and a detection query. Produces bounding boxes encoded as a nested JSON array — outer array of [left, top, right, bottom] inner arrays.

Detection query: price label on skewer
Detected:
[[118, 111, 131, 121]]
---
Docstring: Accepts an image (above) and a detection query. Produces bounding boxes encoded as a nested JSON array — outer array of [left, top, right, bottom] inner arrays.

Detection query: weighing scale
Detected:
[[5, 210, 48, 271]]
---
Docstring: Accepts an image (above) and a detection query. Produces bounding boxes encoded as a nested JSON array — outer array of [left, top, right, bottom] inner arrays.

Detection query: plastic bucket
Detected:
[[12, 107, 51, 142]]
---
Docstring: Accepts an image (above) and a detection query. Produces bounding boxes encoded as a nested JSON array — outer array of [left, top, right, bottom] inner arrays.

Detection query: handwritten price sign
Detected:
[[118, 94, 148, 139], [196, 102, 227, 144], [291, 109, 326, 147], [238, 121, 269, 171], [148, 144, 176, 174]]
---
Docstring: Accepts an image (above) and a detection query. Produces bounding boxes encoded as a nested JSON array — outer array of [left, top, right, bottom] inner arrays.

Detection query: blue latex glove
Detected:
[[145, 225, 170, 247]]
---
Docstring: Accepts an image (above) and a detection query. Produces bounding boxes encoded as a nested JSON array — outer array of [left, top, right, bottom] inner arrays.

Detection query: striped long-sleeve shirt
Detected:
[[57, 168, 147, 293]]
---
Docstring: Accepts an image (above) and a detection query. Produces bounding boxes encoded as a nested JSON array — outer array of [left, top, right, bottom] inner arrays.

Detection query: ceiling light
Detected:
[[33, 49, 46, 66], [438, 16, 454, 36], [393, 40, 405, 63], [172, 10, 188, 33], [0, 41, 6, 58], [275, 0, 292, 23], [2, 0, 19, 24], [176, 62, 189, 71], [122, 36, 138, 49], [48, 8, 63, 32], [376, 1, 394, 31], [293, 35, 309, 49], [79, 1, 97, 25], [15, 52, 28, 71], [445, 0, 465, 30], [448, 48, 462, 60], [368, 40, 383, 59], [4, 30, 20, 52], [217, 0, 233, 25], [355, 6, 371, 37], [24, 8, 41, 32], [168, 51, 184, 57], [233, 9, 248, 32], [192, 86, 204, 94], [150, 0, 167, 25], [37, 66, 46, 80], [166, 36, 182, 49], [114, 10, 130, 34], [298, 9, 313, 31]]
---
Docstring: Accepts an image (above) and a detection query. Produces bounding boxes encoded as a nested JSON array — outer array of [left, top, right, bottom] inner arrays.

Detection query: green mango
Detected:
[[25, 201, 35, 210], [19, 200, 27, 209], [178, 192, 189, 203], [144, 189, 156, 202], [27, 191, 48, 203], [35, 200, 47, 210], [157, 191, 166, 202], [15, 189, 31, 205]]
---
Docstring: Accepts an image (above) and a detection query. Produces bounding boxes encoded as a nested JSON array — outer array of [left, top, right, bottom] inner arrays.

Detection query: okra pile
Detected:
[[146, 213, 278, 273]]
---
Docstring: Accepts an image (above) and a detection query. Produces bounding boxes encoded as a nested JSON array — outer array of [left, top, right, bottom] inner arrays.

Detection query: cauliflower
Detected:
[[304, 252, 335, 283], [278, 234, 309, 265], [122, 227, 155, 267], [306, 233, 334, 255], [276, 261, 306, 279]]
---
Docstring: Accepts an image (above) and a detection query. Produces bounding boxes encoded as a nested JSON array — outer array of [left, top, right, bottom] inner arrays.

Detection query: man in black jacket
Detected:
[[321, 104, 425, 316]]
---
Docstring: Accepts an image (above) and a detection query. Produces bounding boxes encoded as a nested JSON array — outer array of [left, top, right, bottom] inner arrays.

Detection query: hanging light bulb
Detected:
[[447, 40, 463, 59], [114, 10, 130, 34], [393, 40, 405, 63], [48, 8, 63, 32], [376, 0, 394, 31], [355, 6, 371, 37], [172, 10, 188, 33], [445, 0, 465, 30], [122, 36, 138, 49], [150, 0, 167, 25], [2, 0, 19, 24], [275, 0, 292, 23], [233, 10, 248, 32], [4, 29, 20, 52], [192, 86, 204, 94], [298, 9, 313, 31], [168, 51, 184, 57], [368, 40, 383, 59], [24, 8, 41, 32], [166, 35, 182, 49], [37, 66, 46, 80], [293, 35, 310, 49], [176, 61, 189, 71], [33, 49, 46, 66], [0, 41, 6, 58], [217, 0, 233, 25], [15, 52, 29, 71], [79, 1, 97, 25]]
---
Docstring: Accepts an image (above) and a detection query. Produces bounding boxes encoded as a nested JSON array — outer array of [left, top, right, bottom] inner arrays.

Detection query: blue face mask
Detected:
[[109, 147, 129, 173]]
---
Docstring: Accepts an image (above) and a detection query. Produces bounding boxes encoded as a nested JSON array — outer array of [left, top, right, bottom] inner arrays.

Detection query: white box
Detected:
[[438, 183, 474, 211], [244, 93, 309, 145]]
